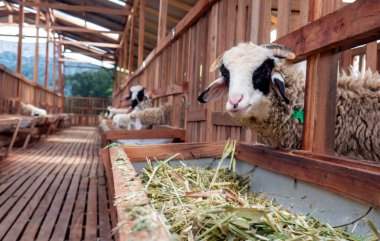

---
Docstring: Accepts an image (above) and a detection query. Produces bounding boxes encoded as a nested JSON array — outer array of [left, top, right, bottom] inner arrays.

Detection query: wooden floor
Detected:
[[0, 126, 114, 241]]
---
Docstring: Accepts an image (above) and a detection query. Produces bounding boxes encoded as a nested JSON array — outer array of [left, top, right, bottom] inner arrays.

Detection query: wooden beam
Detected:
[[138, 0, 145, 65], [106, 128, 186, 142], [57, 40, 63, 94], [237, 143, 380, 208], [33, 0, 40, 83], [118, 0, 139, 48], [276, 0, 380, 62], [146, 6, 179, 24], [19, 2, 131, 16], [16, 0, 24, 74], [59, 40, 119, 48], [169, 0, 192, 11], [58, 58, 115, 64], [158, 0, 168, 44]]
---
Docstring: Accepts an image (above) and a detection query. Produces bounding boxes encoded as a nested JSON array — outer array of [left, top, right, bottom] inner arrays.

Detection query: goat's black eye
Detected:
[[220, 64, 230, 84], [252, 58, 274, 95]]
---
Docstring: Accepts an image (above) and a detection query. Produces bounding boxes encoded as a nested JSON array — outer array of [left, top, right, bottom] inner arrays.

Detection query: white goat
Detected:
[[198, 42, 380, 162]]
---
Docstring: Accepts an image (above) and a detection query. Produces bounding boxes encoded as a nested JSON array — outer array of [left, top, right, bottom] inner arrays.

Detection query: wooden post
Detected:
[[57, 41, 63, 94], [365, 41, 378, 72], [301, 0, 340, 154], [157, 0, 168, 44], [34, 0, 40, 83], [128, 15, 135, 74], [44, 14, 50, 88], [138, 0, 145, 66], [17, 0, 24, 73]]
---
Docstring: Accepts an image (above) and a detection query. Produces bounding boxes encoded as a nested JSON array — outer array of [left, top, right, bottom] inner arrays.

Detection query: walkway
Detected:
[[0, 126, 113, 241]]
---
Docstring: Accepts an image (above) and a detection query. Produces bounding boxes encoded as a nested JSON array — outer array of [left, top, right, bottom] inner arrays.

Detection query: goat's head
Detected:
[[198, 42, 295, 121], [125, 85, 148, 109]]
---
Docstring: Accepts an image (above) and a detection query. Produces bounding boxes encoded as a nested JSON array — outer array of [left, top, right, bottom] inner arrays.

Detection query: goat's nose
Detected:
[[229, 95, 243, 109]]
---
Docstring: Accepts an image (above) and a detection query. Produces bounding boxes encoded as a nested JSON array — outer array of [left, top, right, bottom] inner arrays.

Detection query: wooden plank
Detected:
[[123, 142, 225, 162], [9, 138, 80, 241], [20, 2, 131, 15], [138, 0, 145, 65], [16, 0, 24, 73], [149, 83, 185, 99], [259, 0, 272, 44], [0, 136, 73, 240], [237, 143, 380, 208], [276, 0, 291, 38], [276, 0, 380, 62], [211, 111, 242, 127], [365, 41, 378, 71], [108, 146, 171, 241], [58, 40, 120, 49], [85, 155, 98, 240], [105, 128, 186, 142], [158, 0, 168, 44]]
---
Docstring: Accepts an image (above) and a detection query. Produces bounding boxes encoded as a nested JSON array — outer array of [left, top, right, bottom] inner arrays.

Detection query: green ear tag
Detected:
[[291, 109, 304, 124]]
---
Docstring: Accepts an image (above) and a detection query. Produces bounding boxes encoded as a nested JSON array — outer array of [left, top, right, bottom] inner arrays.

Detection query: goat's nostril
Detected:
[[229, 95, 243, 107]]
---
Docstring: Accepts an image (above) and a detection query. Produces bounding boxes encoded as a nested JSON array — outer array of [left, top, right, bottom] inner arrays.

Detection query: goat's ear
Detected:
[[198, 77, 228, 103], [209, 53, 224, 72], [271, 72, 289, 104]]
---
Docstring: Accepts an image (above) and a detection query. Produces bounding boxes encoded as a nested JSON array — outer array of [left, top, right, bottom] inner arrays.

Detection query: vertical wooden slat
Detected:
[[34, 0, 40, 83], [299, 0, 310, 27], [250, 0, 261, 44], [365, 41, 378, 71], [128, 16, 135, 73], [44, 14, 50, 88], [206, 4, 218, 141], [301, 0, 340, 154], [158, 0, 168, 44], [17, 0, 24, 74], [339, 49, 352, 74], [276, 0, 291, 38], [138, 0, 145, 66], [259, 0, 272, 44], [52, 34, 56, 92]]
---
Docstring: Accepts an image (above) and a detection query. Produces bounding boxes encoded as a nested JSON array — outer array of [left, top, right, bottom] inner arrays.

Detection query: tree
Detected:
[[66, 69, 113, 98]]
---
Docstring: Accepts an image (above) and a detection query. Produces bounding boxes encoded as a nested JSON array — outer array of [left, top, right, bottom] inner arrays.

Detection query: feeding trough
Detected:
[[102, 142, 380, 240]]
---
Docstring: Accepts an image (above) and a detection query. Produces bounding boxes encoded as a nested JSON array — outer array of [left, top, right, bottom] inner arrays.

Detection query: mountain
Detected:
[[0, 40, 101, 95]]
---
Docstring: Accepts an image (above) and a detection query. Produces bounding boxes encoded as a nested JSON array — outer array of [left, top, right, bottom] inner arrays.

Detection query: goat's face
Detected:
[[198, 43, 294, 121], [126, 85, 146, 109]]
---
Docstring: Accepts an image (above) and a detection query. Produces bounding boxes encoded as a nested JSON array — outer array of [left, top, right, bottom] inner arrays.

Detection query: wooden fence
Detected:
[[0, 64, 63, 114], [64, 96, 111, 126], [114, 0, 379, 144]]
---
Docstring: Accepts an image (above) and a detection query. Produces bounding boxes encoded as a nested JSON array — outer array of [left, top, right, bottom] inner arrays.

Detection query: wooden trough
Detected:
[[99, 118, 186, 147], [102, 142, 380, 240]]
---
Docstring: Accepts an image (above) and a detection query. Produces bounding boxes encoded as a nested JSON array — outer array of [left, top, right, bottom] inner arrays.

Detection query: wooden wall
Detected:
[[113, 0, 379, 146], [0, 64, 63, 114], [64, 96, 111, 126]]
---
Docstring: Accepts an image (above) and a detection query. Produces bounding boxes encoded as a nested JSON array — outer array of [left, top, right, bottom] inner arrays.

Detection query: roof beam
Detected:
[[19, 2, 131, 16], [58, 58, 115, 64], [169, 0, 192, 11], [59, 40, 120, 48]]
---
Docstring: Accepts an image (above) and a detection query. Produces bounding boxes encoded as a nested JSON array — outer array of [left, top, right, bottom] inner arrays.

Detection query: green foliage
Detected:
[[66, 69, 114, 98]]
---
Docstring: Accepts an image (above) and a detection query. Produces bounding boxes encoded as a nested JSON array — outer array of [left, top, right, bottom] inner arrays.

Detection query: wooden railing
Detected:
[[64, 96, 111, 126], [111, 0, 380, 207], [0, 64, 63, 114]]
